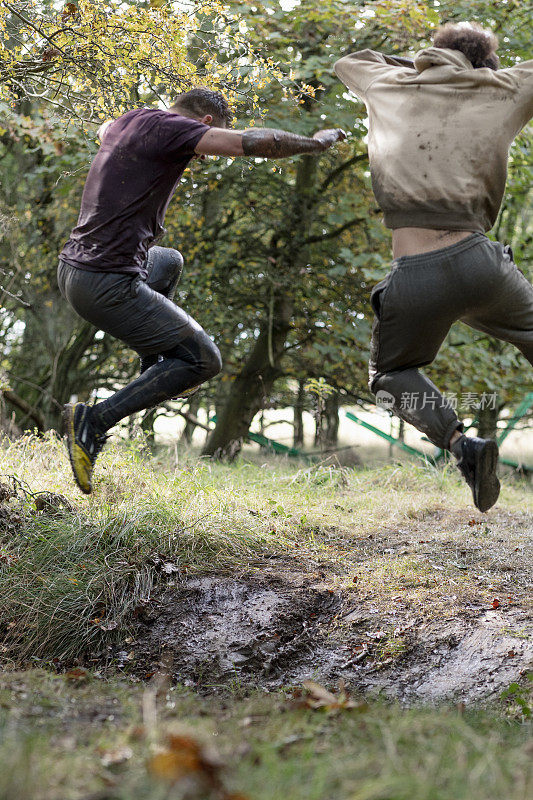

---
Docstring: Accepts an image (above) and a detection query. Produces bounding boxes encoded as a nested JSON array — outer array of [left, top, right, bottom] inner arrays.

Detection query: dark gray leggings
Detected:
[[57, 247, 221, 432], [369, 233, 533, 449]]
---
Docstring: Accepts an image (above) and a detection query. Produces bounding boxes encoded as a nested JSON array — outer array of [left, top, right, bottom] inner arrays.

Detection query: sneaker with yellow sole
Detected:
[[63, 403, 108, 494]]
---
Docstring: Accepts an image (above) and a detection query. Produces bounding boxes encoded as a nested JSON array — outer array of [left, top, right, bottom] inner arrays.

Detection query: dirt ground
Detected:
[[129, 506, 532, 702]]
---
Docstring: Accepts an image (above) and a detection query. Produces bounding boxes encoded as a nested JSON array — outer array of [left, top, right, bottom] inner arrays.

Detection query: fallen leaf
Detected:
[[162, 562, 180, 574], [147, 733, 222, 788], [64, 668, 89, 683], [367, 630, 386, 640], [295, 680, 368, 714], [492, 598, 500, 609], [148, 746, 201, 782], [100, 620, 118, 631], [34, 492, 73, 514], [101, 746, 133, 767]]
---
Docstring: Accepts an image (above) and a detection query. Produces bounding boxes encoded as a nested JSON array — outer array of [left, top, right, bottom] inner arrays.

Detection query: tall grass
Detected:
[[0, 431, 530, 666], [0, 434, 279, 663]]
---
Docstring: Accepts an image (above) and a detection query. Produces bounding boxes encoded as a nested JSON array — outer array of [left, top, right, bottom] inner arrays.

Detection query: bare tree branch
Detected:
[[304, 215, 365, 246], [319, 152, 368, 194], [1, 387, 45, 429]]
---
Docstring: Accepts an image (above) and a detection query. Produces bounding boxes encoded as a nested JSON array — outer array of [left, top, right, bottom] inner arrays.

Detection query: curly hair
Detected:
[[433, 22, 499, 70], [169, 88, 233, 127]]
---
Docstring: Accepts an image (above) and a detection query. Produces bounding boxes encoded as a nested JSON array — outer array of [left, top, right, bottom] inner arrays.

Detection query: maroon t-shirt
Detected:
[[60, 109, 209, 278]]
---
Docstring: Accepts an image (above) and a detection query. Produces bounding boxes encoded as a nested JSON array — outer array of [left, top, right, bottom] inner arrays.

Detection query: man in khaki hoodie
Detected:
[[335, 22, 533, 512]]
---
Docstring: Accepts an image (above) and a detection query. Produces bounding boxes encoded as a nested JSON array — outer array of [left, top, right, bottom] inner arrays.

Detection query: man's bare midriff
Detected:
[[392, 228, 476, 259]]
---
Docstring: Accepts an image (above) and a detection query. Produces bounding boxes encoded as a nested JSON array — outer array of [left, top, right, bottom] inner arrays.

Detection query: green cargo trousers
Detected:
[[369, 233, 533, 449]]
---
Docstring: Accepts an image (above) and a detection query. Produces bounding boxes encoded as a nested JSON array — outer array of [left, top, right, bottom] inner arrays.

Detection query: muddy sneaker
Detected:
[[453, 435, 500, 513], [63, 403, 108, 494], [179, 383, 201, 399]]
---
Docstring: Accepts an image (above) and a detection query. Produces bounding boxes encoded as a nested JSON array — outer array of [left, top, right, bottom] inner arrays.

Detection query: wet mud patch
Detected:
[[118, 508, 532, 702], [132, 577, 341, 687], [347, 608, 533, 703], [130, 574, 532, 703]]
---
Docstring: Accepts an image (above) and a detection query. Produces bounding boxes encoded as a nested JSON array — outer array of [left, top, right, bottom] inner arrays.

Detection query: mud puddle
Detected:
[[130, 575, 532, 703], [132, 577, 340, 686]]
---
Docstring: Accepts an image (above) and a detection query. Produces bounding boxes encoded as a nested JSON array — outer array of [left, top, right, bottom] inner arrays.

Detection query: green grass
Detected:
[[0, 435, 531, 799], [0, 670, 531, 800], [0, 432, 531, 665], [0, 434, 282, 663]]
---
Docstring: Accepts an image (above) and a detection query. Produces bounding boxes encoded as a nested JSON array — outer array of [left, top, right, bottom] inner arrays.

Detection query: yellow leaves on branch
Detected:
[[0, 1, 285, 122]]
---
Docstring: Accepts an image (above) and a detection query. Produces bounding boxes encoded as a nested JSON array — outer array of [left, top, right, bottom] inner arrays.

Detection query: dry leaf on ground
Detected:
[[147, 733, 221, 785], [293, 680, 368, 713]]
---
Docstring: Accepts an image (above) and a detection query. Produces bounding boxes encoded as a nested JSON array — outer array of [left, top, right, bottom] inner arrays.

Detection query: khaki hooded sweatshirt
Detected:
[[334, 47, 533, 231]]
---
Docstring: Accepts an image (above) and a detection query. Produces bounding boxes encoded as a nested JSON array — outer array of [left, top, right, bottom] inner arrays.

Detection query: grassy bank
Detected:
[[0, 432, 531, 666], [0, 669, 531, 800], [0, 434, 531, 799]]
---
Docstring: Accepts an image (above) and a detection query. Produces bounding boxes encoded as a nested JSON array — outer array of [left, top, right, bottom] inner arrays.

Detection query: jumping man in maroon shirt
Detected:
[[59, 88, 345, 493]]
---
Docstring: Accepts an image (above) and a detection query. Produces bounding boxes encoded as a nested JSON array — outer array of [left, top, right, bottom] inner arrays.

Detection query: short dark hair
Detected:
[[169, 87, 233, 127], [433, 22, 499, 70]]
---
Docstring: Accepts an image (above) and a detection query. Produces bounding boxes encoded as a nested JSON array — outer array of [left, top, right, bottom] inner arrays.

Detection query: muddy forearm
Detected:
[[241, 128, 326, 158]]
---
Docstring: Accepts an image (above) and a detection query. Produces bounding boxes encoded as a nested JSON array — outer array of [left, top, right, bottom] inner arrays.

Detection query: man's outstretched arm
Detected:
[[195, 127, 346, 158], [381, 54, 415, 68], [335, 49, 415, 99]]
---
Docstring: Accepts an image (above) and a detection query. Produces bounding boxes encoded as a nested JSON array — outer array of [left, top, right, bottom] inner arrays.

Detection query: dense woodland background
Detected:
[[0, 0, 531, 457]]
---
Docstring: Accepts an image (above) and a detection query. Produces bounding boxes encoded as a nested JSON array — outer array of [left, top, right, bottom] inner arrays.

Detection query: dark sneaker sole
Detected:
[[473, 439, 500, 513], [63, 403, 92, 495]]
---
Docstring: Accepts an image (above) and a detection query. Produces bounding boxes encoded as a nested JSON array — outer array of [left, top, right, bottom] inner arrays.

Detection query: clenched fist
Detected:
[[312, 128, 347, 150]]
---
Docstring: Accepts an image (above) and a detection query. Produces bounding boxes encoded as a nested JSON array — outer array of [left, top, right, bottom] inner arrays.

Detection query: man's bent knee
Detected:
[[203, 341, 223, 380], [146, 246, 184, 293], [164, 334, 222, 382]]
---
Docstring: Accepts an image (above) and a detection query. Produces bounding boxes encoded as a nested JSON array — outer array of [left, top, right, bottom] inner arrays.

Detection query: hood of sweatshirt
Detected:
[[414, 46, 473, 73]]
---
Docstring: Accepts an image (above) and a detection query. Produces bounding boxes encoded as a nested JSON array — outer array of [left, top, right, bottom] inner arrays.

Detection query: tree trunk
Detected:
[[314, 393, 339, 448], [202, 155, 318, 459], [47, 321, 98, 428], [398, 418, 405, 442], [180, 393, 201, 443], [324, 393, 339, 447], [202, 294, 293, 457], [293, 379, 305, 447], [477, 404, 500, 440]]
